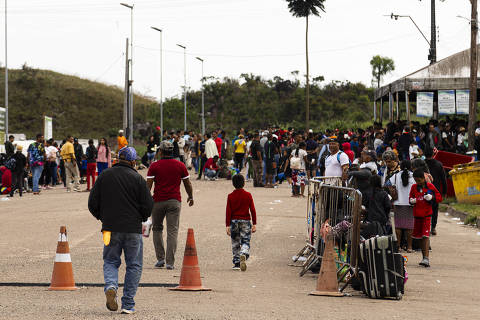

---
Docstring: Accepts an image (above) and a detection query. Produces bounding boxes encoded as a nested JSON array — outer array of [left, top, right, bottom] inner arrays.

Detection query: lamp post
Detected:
[[177, 44, 187, 131], [151, 27, 163, 136], [120, 2, 134, 145], [196, 57, 205, 135], [388, 13, 434, 64], [4, 0, 7, 141]]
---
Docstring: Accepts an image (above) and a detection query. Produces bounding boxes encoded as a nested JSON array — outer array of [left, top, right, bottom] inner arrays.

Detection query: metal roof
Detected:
[[374, 44, 480, 100]]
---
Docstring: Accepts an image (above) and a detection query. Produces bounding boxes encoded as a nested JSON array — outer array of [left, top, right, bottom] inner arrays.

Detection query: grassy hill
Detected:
[[0, 64, 157, 140]]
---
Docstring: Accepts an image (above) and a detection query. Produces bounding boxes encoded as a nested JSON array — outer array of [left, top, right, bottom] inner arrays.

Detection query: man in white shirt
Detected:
[[177, 135, 186, 163], [325, 139, 350, 182], [205, 133, 219, 159]]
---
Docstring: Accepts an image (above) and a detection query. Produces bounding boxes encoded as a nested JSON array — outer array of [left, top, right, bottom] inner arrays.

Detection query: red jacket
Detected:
[[226, 188, 257, 226], [0, 167, 11, 187], [342, 142, 355, 163], [204, 158, 218, 171], [215, 137, 223, 158], [409, 182, 442, 218]]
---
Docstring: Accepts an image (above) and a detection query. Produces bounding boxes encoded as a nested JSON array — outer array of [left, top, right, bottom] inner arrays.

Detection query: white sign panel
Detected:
[[456, 90, 469, 115], [416, 92, 433, 118], [0, 107, 5, 131], [438, 90, 455, 115], [44, 116, 53, 140]]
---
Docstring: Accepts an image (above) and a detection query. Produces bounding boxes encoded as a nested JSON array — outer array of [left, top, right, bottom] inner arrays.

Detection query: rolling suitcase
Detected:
[[359, 235, 404, 300]]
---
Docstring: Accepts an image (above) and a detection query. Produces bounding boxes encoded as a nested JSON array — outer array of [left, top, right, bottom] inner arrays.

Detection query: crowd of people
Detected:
[[0, 134, 116, 196], [1, 118, 479, 314]]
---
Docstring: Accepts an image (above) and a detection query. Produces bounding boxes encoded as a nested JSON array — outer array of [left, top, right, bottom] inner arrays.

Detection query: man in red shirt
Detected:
[[147, 141, 194, 270], [213, 131, 223, 158], [226, 174, 257, 271]]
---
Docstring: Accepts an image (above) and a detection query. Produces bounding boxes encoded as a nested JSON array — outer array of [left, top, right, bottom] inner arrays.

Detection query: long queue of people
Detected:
[[1, 133, 115, 196]]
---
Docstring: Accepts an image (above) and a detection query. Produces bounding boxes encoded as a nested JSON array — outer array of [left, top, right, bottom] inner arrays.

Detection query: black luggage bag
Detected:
[[358, 235, 404, 300]]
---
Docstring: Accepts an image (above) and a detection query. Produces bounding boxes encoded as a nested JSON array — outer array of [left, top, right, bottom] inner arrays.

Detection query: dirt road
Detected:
[[0, 176, 479, 319]]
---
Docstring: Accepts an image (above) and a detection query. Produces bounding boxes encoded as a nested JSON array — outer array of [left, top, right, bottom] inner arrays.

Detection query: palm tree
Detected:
[[286, 0, 326, 131]]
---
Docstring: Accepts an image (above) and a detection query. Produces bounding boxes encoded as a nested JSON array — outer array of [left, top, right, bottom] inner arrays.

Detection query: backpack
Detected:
[[5, 157, 16, 170], [336, 151, 352, 167]]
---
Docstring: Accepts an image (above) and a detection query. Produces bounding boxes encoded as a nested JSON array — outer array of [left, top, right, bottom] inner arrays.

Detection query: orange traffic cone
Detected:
[[309, 228, 343, 297], [170, 228, 211, 291], [48, 226, 77, 291]]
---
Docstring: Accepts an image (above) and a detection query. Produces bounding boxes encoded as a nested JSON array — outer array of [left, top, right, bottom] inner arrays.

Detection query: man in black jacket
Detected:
[[88, 146, 153, 314], [424, 148, 447, 236]]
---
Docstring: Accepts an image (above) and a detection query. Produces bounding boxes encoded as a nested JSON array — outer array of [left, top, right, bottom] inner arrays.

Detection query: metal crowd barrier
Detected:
[[292, 178, 362, 291]]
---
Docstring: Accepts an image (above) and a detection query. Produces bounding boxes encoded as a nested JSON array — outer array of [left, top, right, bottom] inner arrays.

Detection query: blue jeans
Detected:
[[205, 169, 218, 179], [147, 152, 155, 161], [103, 232, 143, 310], [192, 157, 199, 173], [47, 162, 57, 186], [31, 165, 44, 192], [97, 162, 108, 175]]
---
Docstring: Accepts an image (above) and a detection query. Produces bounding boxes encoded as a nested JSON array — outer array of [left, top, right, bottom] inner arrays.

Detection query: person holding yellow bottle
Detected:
[[88, 146, 153, 314]]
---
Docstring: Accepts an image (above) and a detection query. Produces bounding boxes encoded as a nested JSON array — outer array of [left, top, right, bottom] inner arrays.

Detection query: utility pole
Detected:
[[196, 57, 205, 135], [429, 0, 437, 64], [124, 39, 129, 134], [151, 27, 163, 137], [4, 0, 7, 141], [468, 0, 478, 151], [120, 2, 134, 145], [177, 44, 187, 131]]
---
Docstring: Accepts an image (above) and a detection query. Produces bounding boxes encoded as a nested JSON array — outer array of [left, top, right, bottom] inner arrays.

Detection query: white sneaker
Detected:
[[121, 308, 136, 314]]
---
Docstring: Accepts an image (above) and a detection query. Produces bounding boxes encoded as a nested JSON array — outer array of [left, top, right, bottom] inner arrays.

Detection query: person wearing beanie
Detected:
[[88, 146, 153, 314]]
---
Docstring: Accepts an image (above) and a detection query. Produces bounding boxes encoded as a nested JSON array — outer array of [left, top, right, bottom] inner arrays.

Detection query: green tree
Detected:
[[286, 0, 326, 132], [370, 55, 395, 88]]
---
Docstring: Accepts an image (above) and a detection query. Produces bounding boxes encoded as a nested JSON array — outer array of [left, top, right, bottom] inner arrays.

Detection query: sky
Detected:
[[2, 0, 475, 102]]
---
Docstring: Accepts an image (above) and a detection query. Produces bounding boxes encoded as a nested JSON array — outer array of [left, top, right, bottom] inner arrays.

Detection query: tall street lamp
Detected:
[[388, 13, 434, 64], [151, 27, 163, 137], [120, 2, 134, 145], [196, 57, 205, 135], [177, 44, 187, 131], [4, 0, 7, 141]]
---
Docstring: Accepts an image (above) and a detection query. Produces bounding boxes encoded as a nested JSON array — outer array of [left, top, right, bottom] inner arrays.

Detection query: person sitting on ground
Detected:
[[204, 155, 219, 180], [0, 166, 12, 195], [409, 169, 442, 268], [226, 174, 257, 271]]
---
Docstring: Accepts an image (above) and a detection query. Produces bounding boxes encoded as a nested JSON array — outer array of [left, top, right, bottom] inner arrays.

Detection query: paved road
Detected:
[[0, 176, 479, 319]]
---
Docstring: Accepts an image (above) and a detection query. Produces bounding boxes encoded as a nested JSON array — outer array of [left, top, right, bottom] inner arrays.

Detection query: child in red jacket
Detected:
[[226, 174, 257, 271], [409, 169, 442, 268]]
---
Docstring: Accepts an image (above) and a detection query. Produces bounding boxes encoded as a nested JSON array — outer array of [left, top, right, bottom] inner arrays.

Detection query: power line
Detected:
[[94, 53, 125, 82], [133, 33, 417, 59]]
